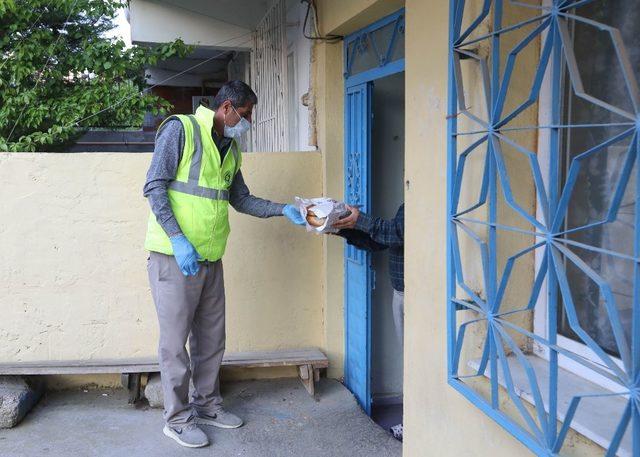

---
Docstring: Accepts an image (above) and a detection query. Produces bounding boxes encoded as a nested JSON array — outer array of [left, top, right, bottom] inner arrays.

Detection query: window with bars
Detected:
[[447, 1, 640, 455], [251, 0, 288, 152]]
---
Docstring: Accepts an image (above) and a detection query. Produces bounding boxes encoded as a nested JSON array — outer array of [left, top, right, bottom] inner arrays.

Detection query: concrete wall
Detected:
[[0, 152, 323, 378], [129, 0, 251, 49]]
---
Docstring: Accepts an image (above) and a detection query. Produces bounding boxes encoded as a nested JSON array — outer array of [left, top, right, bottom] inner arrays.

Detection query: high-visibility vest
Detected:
[[144, 105, 242, 262]]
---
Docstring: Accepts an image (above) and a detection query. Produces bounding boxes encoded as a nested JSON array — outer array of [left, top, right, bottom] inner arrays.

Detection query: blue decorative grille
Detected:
[[447, 1, 640, 455], [343, 9, 405, 88]]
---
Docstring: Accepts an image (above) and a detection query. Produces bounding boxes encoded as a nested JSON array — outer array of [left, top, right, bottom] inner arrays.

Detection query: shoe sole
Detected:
[[163, 425, 209, 448], [195, 417, 244, 429]]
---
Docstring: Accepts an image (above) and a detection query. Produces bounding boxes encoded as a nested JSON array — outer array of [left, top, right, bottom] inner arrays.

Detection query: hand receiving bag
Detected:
[[295, 197, 350, 234]]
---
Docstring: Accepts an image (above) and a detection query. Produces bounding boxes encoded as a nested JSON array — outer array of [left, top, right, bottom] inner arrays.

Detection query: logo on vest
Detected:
[[224, 171, 232, 185]]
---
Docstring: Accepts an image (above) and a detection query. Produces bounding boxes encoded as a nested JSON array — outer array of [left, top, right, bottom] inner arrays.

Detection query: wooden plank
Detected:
[[298, 364, 315, 396], [0, 348, 328, 375], [0, 360, 159, 375], [222, 349, 329, 367]]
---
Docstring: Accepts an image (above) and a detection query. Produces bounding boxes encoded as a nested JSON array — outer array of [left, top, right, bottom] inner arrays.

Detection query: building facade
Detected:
[[2, 0, 638, 455]]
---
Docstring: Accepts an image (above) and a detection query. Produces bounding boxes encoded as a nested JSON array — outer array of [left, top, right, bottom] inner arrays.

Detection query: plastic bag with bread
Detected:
[[294, 197, 350, 234]]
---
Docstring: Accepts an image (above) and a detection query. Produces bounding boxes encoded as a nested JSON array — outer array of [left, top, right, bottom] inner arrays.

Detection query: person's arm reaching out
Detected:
[[333, 204, 404, 248], [229, 169, 305, 225], [335, 229, 388, 252], [229, 170, 286, 218]]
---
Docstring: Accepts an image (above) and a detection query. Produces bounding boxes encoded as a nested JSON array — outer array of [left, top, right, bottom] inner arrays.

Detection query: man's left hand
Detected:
[[332, 204, 360, 230]]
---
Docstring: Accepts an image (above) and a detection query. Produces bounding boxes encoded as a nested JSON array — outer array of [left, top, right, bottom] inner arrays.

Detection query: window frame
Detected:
[[531, 0, 630, 396], [446, 0, 640, 455]]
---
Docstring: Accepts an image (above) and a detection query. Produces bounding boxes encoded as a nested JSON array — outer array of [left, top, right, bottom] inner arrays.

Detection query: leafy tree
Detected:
[[0, 0, 191, 151]]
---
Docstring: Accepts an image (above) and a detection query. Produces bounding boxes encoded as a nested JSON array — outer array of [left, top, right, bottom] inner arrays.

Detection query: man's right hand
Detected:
[[169, 235, 201, 276], [332, 204, 360, 230]]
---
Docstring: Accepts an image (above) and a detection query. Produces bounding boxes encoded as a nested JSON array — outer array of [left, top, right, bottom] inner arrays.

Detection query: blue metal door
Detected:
[[342, 9, 405, 415], [344, 82, 373, 413]]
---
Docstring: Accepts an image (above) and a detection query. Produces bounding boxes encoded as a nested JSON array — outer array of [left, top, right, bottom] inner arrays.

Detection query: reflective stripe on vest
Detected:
[[168, 115, 239, 201]]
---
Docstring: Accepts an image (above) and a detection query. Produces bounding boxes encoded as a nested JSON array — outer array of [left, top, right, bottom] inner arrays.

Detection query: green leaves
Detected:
[[0, 0, 16, 15], [0, 0, 192, 151]]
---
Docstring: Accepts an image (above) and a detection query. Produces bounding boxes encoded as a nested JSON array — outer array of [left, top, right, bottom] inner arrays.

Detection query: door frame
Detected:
[[343, 8, 405, 415]]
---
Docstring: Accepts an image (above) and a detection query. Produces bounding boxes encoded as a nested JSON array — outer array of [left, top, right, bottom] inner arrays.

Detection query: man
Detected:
[[332, 203, 404, 441], [143, 80, 305, 448]]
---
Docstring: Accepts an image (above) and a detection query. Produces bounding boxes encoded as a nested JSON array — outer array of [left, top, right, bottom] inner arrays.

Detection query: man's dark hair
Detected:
[[211, 80, 258, 109]]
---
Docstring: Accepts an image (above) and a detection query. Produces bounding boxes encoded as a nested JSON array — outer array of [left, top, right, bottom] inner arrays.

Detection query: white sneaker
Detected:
[[390, 423, 403, 441], [195, 409, 244, 429], [163, 423, 210, 448]]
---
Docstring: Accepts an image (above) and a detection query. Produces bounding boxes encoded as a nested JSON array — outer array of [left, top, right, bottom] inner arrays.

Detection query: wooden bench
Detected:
[[0, 348, 329, 401]]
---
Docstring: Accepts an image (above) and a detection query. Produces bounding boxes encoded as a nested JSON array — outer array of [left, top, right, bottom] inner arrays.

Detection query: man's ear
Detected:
[[220, 100, 232, 114]]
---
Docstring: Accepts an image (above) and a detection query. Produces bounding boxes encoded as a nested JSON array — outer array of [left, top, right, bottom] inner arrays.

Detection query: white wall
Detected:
[[130, 0, 252, 49], [285, 2, 315, 151]]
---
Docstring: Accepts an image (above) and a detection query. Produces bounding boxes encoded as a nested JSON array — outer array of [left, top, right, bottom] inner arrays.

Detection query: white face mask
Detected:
[[223, 105, 251, 139]]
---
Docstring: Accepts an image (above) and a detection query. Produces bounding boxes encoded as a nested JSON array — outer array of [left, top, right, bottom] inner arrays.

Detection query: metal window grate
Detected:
[[447, 1, 640, 455], [251, 0, 288, 152]]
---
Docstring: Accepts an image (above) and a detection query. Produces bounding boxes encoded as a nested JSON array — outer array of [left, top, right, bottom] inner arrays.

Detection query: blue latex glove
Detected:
[[283, 204, 306, 226], [170, 234, 200, 276]]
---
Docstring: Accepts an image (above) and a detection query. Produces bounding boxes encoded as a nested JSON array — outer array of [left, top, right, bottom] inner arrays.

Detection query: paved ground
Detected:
[[0, 378, 401, 457]]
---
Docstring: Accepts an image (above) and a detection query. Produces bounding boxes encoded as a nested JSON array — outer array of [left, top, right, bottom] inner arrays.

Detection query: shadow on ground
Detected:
[[0, 378, 401, 457]]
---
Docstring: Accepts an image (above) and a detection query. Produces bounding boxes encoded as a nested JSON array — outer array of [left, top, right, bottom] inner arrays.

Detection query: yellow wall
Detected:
[[0, 152, 323, 380], [318, 0, 404, 35], [314, 0, 602, 455], [401, 1, 602, 456], [401, 1, 532, 455], [313, 39, 346, 379], [313, 0, 407, 382]]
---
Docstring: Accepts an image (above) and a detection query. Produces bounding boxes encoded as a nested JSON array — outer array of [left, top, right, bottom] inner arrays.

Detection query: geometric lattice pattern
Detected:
[[447, 1, 640, 455], [343, 11, 404, 79]]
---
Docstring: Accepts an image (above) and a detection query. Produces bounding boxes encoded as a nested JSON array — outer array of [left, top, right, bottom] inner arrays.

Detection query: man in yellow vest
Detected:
[[143, 81, 305, 448]]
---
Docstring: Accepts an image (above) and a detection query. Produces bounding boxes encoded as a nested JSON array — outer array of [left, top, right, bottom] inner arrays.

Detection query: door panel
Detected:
[[344, 81, 373, 414]]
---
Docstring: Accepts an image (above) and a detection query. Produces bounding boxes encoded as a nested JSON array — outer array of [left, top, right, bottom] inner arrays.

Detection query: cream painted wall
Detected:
[[313, 0, 408, 383], [312, 39, 345, 379], [402, 1, 532, 455], [312, 0, 545, 453], [129, 0, 251, 49], [317, 0, 404, 36], [402, 1, 603, 456], [0, 152, 323, 377]]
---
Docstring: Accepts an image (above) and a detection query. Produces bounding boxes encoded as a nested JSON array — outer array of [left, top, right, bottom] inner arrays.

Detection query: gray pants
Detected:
[[148, 252, 226, 426], [392, 289, 404, 346]]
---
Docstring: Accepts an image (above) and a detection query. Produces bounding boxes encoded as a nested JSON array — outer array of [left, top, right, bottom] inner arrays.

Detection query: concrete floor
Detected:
[[0, 378, 401, 457]]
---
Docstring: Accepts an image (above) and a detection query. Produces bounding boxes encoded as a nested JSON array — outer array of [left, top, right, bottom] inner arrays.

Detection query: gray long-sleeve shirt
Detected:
[[143, 119, 285, 237]]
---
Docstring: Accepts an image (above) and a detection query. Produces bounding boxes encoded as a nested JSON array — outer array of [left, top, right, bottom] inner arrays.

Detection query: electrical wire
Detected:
[[0, 0, 56, 71], [6, 2, 306, 140], [66, 9, 302, 128], [65, 32, 254, 128], [301, 0, 342, 43]]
